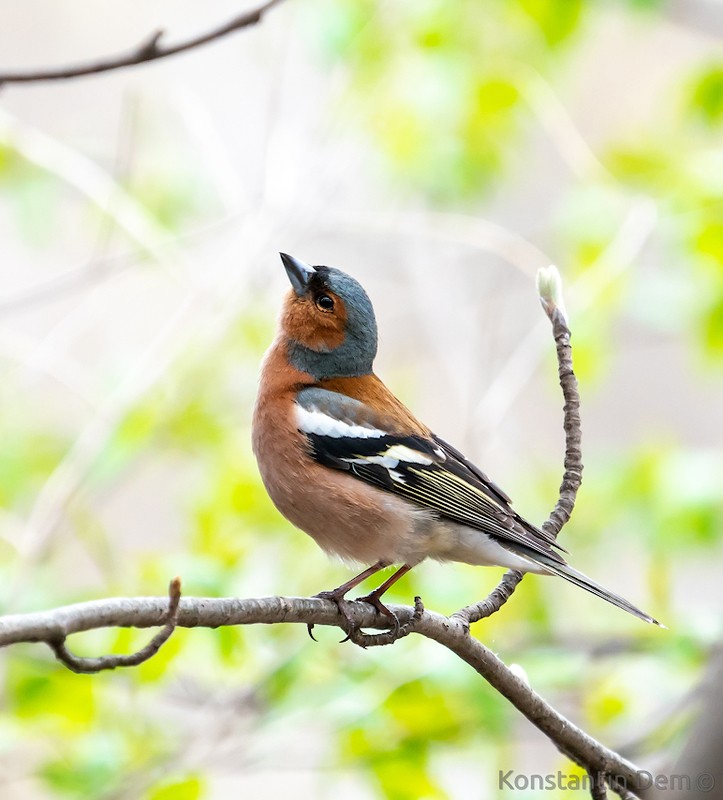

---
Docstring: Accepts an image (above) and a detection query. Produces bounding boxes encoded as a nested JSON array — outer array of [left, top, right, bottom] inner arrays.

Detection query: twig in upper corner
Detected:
[[47, 577, 182, 673], [0, 0, 286, 86]]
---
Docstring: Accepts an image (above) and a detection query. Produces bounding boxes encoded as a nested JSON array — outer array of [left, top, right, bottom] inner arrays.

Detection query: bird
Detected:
[[252, 252, 661, 631]]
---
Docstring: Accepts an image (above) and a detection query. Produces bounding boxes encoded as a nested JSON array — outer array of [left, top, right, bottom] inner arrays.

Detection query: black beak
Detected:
[[280, 252, 315, 296]]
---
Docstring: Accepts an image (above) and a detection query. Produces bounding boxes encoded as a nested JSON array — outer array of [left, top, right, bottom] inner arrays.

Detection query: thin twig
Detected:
[[590, 770, 609, 800], [539, 302, 582, 538], [46, 578, 182, 674], [609, 778, 640, 800], [0, 0, 287, 86], [453, 266, 584, 625], [450, 570, 524, 627]]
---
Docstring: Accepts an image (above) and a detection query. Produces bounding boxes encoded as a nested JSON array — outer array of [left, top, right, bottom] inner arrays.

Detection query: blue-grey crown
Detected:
[[280, 254, 378, 380]]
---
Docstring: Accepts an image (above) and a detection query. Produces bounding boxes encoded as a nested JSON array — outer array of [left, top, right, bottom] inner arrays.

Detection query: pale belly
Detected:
[[256, 441, 542, 574]]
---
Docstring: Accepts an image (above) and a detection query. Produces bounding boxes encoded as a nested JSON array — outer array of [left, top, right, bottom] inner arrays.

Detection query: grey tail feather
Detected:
[[540, 559, 665, 627]]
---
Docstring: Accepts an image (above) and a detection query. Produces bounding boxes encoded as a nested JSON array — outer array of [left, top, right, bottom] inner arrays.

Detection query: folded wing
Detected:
[[295, 386, 564, 563]]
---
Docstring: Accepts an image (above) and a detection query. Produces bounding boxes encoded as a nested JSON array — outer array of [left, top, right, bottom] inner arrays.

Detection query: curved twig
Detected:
[[538, 268, 583, 540], [450, 569, 524, 627], [0, 0, 286, 86], [47, 578, 182, 674], [453, 266, 583, 626]]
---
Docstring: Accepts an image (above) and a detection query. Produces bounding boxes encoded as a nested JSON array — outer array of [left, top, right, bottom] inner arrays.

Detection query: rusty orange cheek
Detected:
[[281, 292, 347, 351]]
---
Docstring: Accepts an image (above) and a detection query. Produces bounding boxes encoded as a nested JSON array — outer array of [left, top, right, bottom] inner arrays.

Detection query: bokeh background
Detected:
[[1, 1, 722, 798]]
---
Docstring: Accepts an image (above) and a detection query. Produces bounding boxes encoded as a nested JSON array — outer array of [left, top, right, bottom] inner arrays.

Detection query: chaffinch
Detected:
[[252, 253, 661, 629]]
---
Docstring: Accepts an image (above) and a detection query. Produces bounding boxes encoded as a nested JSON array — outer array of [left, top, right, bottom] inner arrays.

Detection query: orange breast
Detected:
[[251, 339, 426, 564]]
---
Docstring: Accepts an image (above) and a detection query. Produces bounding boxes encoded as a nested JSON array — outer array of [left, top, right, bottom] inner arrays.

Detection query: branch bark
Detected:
[[0, 0, 286, 86], [0, 593, 650, 798]]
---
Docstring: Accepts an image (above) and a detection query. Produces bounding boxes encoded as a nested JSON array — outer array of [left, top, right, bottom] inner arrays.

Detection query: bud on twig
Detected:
[[536, 264, 568, 325]]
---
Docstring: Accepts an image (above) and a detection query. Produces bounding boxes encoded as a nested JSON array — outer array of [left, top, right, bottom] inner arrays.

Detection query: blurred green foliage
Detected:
[[0, 0, 722, 798], [312, 0, 588, 201]]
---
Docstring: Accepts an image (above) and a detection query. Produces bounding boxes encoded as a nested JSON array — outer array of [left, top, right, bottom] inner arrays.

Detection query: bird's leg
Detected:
[[355, 563, 413, 636], [315, 560, 391, 602], [309, 560, 390, 640]]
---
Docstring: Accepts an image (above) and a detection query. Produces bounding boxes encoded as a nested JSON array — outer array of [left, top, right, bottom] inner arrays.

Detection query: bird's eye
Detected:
[[315, 293, 334, 312]]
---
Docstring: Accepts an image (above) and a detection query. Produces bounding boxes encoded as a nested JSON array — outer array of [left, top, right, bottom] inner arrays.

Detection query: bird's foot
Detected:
[[308, 590, 357, 642]]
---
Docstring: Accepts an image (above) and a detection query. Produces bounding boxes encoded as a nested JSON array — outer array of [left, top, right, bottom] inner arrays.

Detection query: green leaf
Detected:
[[690, 65, 723, 126], [700, 290, 723, 359], [8, 663, 96, 732], [473, 78, 520, 115], [695, 221, 723, 264], [146, 775, 205, 800], [517, 0, 584, 46], [585, 678, 629, 726]]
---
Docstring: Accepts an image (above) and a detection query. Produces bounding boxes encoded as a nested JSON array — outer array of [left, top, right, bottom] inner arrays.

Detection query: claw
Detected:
[[306, 623, 318, 642]]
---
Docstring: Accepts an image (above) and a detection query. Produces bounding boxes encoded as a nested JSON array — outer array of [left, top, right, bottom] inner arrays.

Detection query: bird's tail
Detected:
[[538, 558, 664, 627]]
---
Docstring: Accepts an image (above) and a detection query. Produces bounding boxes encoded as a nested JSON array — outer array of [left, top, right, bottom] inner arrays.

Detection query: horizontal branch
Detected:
[[0, 593, 650, 798], [0, 0, 286, 86]]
